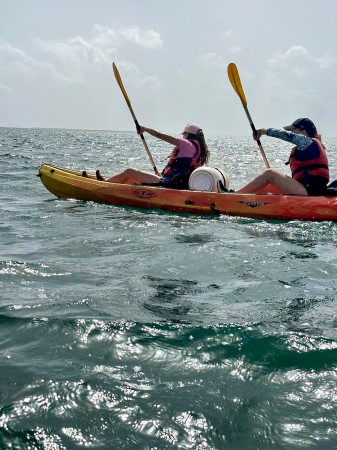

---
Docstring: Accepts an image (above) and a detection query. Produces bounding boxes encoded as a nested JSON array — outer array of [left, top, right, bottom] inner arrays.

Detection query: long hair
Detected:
[[186, 129, 210, 165], [313, 132, 326, 150]]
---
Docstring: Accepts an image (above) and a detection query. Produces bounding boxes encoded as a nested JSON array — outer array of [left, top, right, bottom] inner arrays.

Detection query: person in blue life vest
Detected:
[[93, 123, 210, 189], [237, 118, 329, 196]]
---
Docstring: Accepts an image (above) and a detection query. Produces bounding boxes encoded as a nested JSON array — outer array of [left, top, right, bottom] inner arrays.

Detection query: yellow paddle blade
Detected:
[[227, 63, 247, 107], [112, 62, 131, 107]]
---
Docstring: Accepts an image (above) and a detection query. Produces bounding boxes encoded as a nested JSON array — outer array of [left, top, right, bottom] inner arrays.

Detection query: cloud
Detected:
[[0, 23, 164, 89], [34, 35, 111, 82], [120, 27, 163, 49], [268, 45, 335, 75], [199, 52, 226, 68], [113, 60, 165, 91], [249, 45, 337, 127], [0, 38, 62, 81], [0, 81, 14, 94], [1, 39, 41, 71], [135, 75, 165, 90], [222, 30, 242, 54], [91, 24, 120, 49], [0, 39, 27, 59], [262, 45, 336, 106]]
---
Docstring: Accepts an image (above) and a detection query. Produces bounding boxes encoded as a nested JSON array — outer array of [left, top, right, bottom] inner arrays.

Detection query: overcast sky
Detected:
[[2, 0, 337, 136]]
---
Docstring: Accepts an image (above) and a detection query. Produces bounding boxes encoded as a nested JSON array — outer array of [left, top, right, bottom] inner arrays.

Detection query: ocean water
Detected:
[[1, 126, 337, 449]]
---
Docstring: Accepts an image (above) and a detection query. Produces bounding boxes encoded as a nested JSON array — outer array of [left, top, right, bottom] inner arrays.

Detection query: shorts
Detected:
[[159, 175, 189, 190], [299, 176, 328, 196]]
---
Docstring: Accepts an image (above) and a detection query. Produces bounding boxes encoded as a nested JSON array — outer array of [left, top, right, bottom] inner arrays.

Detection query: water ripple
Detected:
[[2, 128, 337, 449]]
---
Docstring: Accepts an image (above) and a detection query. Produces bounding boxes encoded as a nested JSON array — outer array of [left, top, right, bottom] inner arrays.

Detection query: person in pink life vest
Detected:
[[94, 123, 210, 189], [237, 118, 329, 196]]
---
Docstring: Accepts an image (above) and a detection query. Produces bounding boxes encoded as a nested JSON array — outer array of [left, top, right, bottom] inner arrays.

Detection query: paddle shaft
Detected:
[[243, 107, 270, 169], [227, 63, 270, 168], [112, 63, 159, 175]]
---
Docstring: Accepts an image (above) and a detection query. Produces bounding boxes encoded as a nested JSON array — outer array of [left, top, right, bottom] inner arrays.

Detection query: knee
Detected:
[[263, 168, 279, 182], [123, 168, 137, 177]]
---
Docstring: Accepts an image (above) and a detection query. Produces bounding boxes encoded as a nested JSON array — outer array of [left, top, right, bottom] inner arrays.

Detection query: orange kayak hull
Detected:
[[38, 163, 337, 221]]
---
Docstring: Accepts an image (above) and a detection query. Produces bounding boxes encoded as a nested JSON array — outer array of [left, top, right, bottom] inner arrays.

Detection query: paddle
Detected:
[[227, 63, 270, 168], [112, 62, 159, 175]]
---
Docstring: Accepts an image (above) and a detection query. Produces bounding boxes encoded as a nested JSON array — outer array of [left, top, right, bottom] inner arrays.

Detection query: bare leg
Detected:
[[106, 168, 161, 185], [237, 168, 308, 195]]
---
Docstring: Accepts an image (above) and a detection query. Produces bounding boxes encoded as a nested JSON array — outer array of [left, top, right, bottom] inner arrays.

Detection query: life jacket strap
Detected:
[[292, 163, 329, 177]]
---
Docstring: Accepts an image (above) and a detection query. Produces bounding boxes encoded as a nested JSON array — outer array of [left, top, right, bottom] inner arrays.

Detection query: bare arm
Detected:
[[139, 126, 180, 147]]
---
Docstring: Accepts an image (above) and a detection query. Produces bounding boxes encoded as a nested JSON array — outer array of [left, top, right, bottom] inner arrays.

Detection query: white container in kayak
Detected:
[[188, 167, 230, 192]]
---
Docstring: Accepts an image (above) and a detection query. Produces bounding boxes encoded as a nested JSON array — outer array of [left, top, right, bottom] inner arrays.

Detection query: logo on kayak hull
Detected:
[[132, 189, 156, 199], [239, 201, 269, 208]]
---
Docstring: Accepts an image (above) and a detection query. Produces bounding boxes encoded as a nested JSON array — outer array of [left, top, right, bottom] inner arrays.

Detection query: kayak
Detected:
[[38, 163, 337, 221]]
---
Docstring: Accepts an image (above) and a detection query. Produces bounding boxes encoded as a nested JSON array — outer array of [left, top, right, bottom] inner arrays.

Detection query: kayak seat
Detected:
[[325, 180, 337, 196], [324, 188, 337, 196]]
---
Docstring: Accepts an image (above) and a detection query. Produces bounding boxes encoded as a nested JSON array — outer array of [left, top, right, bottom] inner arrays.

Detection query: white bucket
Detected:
[[188, 167, 230, 192]]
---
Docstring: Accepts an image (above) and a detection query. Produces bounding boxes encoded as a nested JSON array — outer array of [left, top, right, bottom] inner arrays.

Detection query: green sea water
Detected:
[[1, 127, 337, 449]]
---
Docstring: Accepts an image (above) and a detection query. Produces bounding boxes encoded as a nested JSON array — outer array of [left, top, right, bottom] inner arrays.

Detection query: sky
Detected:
[[2, 0, 337, 136]]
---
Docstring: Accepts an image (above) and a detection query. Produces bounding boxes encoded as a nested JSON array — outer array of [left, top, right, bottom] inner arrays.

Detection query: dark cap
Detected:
[[284, 118, 317, 137]]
